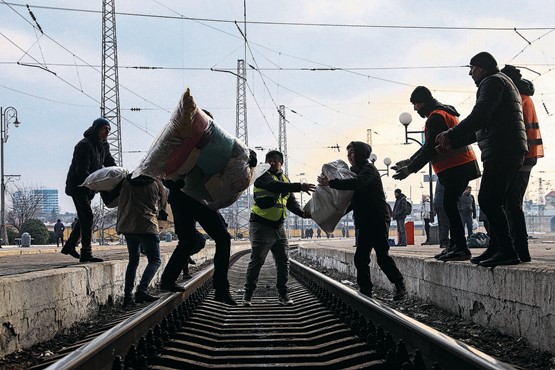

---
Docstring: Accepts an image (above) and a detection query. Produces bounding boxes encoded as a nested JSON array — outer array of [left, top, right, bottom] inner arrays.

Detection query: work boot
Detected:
[[79, 254, 103, 263], [61, 245, 80, 259], [469, 247, 497, 264], [214, 290, 237, 305], [393, 281, 407, 301]]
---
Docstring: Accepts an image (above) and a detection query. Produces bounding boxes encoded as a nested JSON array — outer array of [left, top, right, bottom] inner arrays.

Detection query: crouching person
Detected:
[[117, 173, 167, 306]]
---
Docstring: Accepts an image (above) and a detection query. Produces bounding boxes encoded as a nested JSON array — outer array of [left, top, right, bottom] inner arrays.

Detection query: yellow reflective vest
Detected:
[[251, 173, 290, 222]]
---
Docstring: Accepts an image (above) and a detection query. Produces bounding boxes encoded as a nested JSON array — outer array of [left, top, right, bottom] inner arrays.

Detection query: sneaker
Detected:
[[242, 291, 253, 306], [61, 245, 80, 259], [160, 281, 186, 292], [135, 291, 160, 303], [393, 281, 407, 301], [278, 292, 294, 306], [478, 252, 520, 267], [214, 290, 237, 305], [79, 255, 104, 263]]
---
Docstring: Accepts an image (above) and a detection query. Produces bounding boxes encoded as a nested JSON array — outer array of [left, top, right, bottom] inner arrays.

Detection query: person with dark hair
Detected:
[[493, 65, 543, 263], [392, 189, 408, 246], [62, 117, 116, 262], [436, 52, 528, 267], [458, 186, 477, 239], [421, 195, 432, 245], [318, 141, 406, 300], [54, 219, 65, 248], [393, 86, 480, 261], [242, 150, 316, 306], [117, 173, 167, 306]]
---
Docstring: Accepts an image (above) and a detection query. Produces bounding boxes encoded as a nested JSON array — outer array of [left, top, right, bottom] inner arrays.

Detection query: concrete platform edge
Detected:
[[298, 246, 555, 355]]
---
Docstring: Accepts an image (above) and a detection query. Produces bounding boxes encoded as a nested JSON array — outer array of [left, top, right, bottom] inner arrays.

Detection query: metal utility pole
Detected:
[[278, 105, 288, 175], [101, 0, 122, 166], [100, 0, 122, 245], [233, 59, 250, 239]]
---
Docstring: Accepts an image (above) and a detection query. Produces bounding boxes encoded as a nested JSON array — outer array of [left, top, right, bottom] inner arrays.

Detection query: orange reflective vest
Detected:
[[426, 110, 477, 174], [521, 95, 544, 159]]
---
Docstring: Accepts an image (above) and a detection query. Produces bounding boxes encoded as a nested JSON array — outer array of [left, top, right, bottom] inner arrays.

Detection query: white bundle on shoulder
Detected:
[[80, 166, 128, 191], [304, 160, 355, 233]]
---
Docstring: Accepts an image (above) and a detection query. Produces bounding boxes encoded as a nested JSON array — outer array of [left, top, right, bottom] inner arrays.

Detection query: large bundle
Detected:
[[304, 160, 355, 233], [134, 87, 265, 210]]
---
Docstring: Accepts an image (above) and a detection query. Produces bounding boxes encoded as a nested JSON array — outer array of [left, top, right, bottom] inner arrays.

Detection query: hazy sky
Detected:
[[1, 0, 554, 213]]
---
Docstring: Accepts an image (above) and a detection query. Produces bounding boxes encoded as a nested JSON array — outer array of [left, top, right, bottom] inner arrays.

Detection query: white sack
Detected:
[[304, 160, 355, 233], [80, 166, 128, 191]]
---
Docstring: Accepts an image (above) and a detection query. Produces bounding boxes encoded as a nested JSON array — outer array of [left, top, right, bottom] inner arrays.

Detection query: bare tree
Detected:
[[7, 184, 44, 232]]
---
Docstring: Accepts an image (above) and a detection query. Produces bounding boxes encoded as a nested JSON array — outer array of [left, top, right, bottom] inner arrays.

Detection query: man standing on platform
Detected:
[[392, 189, 408, 246], [63, 118, 116, 263]]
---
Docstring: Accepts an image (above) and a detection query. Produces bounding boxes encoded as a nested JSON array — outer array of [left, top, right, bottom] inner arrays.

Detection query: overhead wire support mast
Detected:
[[278, 105, 288, 175], [101, 0, 123, 167]]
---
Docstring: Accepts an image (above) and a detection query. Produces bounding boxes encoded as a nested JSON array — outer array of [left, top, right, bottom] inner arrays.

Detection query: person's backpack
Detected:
[[405, 198, 412, 215]]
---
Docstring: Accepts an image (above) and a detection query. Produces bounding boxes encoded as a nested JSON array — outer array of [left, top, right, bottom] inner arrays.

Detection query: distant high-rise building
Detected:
[[13, 188, 59, 220]]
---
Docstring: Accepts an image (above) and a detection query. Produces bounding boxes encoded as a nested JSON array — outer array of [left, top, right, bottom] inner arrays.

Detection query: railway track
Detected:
[[40, 249, 515, 370]]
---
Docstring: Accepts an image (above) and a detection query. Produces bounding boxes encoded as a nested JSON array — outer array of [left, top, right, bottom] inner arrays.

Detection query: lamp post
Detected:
[[1, 107, 21, 247], [370, 154, 392, 177], [399, 112, 435, 222]]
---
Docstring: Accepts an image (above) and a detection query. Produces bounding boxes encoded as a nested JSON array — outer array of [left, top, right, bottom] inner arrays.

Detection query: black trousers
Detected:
[[354, 220, 403, 293], [439, 176, 469, 250], [478, 161, 521, 256], [161, 192, 231, 291], [66, 189, 94, 255], [506, 169, 532, 257]]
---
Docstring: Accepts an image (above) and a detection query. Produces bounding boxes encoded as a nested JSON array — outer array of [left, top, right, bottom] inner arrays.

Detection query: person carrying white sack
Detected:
[[317, 141, 406, 300]]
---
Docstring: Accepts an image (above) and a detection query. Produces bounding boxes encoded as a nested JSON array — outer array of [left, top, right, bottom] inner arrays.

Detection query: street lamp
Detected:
[[370, 154, 392, 177], [1, 107, 21, 247], [399, 112, 435, 222]]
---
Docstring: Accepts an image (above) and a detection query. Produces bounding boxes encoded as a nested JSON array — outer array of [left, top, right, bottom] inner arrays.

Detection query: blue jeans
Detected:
[[395, 217, 406, 245], [460, 211, 474, 238], [124, 234, 161, 297], [244, 222, 290, 295]]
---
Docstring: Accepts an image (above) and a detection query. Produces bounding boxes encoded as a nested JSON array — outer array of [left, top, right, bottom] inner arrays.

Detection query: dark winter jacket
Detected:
[[65, 126, 116, 197], [446, 71, 528, 164], [328, 141, 390, 228], [407, 100, 481, 183], [458, 193, 476, 218], [392, 194, 408, 220]]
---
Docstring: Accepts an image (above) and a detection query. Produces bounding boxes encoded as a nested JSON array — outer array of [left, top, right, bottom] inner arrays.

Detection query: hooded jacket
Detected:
[[407, 99, 481, 183], [116, 174, 167, 235], [65, 124, 116, 197], [446, 71, 528, 164], [328, 141, 390, 227]]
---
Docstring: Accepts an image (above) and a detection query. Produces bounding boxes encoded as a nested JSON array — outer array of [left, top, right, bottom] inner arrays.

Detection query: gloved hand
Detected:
[[392, 166, 411, 180], [391, 159, 410, 171]]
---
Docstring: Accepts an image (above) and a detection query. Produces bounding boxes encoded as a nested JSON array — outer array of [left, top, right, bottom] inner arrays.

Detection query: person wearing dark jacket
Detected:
[[117, 174, 167, 305], [436, 52, 528, 267], [394, 86, 481, 261], [319, 142, 406, 300], [62, 118, 116, 262], [458, 186, 477, 239], [242, 150, 315, 306], [54, 219, 65, 248], [499, 65, 544, 263], [392, 189, 408, 246]]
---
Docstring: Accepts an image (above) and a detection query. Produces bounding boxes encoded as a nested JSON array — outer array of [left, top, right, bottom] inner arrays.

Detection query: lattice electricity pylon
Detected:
[[101, 0, 122, 167], [278, 105, 288, 176], [233, 59, 250, 239], [99, 0, 122, 245]]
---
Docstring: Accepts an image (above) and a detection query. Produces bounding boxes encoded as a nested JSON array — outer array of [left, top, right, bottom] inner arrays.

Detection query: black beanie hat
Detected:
[[92, 117, 111, 131], [501, 65, 522, 82], [410, 86, 433, 104], [265, 150, 284, 163], [469, 52, 498, 71]]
